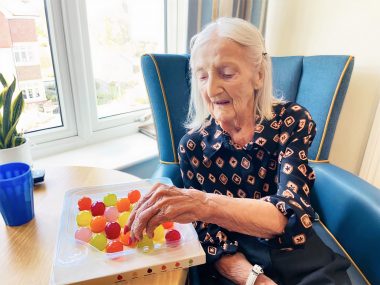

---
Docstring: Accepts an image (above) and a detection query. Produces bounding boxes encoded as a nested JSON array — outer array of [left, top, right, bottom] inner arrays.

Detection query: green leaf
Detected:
[[4, 122, 19, 148], [2, 77, 16, 143], [11, 136, 25, 147], [10, 91, 25, 126], [0, 85, 5, 109], [0, 113, 3, 146], [0, 140, 4, 149], [0, 73, 7, 88]]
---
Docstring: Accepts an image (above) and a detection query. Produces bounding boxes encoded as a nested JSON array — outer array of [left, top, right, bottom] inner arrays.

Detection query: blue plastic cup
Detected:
[[0, 162, 34, 226]]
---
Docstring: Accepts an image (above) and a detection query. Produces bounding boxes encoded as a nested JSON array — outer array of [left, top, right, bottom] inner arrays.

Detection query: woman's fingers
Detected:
[[128, 184, 204, 241], [145, 211, 166, 238], [129, 183, 176, 240], [143, 195, 200, 239], [127, 183, 166, 230]]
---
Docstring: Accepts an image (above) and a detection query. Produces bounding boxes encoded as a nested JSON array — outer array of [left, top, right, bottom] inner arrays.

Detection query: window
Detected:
[[12, 45, 38, 65], [86, 0, 165, 120], [0, 0, 185, 158], [0, 0, 64, 137]]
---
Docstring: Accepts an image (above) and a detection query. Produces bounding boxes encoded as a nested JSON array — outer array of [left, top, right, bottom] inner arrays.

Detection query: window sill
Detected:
[[34, 133, 158, 170]]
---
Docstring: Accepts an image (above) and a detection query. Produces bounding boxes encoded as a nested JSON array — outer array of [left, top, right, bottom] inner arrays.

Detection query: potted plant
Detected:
[[0, 73, 32, 166]]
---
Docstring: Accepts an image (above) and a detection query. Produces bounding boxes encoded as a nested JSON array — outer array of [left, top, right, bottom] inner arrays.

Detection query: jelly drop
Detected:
[[78, 196, 92, 211], [165, 229, 181, 244], [103, 193, 117, 207], [75, 227, 92, 242], [90, 215, 107, 233], [105, 206, 119, 222], [162, 221, 174, 229], [120, 231, 137, 247], [152, 225, 165, 243], [106, 240, 124, 253], [118, 211, 130, 228], [116, 198, 130, 212], [137, 235, 154, 253], [105, 222, 121, 239], [76, 210, 92, 227], [90, 233, 107, 251], [128, 190, 141, 204], [91, 201, 106, 216]]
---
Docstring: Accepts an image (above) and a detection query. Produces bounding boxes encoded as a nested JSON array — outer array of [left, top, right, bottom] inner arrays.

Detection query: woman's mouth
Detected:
[[214, 100, 230, 105]]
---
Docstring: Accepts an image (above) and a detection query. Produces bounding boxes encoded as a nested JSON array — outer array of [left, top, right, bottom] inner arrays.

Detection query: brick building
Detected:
[[0, 4, 46, 103]]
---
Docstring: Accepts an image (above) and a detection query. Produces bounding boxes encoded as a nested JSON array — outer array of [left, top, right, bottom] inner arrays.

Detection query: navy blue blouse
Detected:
[[178, 102, 317, 263]]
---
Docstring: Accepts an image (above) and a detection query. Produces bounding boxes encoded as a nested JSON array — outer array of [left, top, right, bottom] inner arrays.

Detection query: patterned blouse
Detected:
[[178, 102, 317, 263]]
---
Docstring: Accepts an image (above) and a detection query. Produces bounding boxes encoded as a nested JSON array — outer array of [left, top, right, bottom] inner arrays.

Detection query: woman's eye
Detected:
[[222, 73, 234, 79], [198, 74, 208, 81]]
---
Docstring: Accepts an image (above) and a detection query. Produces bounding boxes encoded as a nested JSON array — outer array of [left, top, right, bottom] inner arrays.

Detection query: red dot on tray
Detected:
[[117, 275, 123, 280], [161, 265, 167, 270], [175, 262, 180, 267], [147, 268, 152, 273]]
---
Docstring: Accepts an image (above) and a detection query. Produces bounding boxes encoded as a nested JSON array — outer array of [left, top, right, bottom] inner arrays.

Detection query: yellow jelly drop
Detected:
[[137, 235, 154, 253], [118, 211, 130, 228], [90, 233, 107, 251], [76, 210, 92, 227], [153, 225, 165, 243], [103, 193, 117, 207]]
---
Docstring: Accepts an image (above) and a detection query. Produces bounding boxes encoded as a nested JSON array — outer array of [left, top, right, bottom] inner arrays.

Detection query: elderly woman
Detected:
[[128, 18, 350, 285]]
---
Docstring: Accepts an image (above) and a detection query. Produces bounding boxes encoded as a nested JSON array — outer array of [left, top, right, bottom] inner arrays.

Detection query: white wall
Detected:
[[265, 0, 380, 174]]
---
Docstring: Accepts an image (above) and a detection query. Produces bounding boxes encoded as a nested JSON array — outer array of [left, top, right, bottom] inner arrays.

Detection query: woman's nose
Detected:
[[206, 75, 222, 97]]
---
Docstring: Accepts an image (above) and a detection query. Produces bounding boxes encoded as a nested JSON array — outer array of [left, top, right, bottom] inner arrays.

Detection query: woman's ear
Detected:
[[254, 65, 264, 90]]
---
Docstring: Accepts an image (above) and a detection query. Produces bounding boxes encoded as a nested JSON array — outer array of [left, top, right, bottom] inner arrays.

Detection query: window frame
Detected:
[[26, 0, 187, 159]]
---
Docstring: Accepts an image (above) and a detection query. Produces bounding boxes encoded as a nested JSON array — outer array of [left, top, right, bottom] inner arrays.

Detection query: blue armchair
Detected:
[[141, 54, 380, 285]]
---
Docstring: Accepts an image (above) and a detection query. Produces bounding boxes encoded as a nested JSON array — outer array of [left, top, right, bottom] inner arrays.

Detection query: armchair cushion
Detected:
[[311, 162, 380, 284]]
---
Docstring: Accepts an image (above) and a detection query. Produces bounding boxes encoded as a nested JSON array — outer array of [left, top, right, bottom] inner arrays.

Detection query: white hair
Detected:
[[185, 17, 282, 130]]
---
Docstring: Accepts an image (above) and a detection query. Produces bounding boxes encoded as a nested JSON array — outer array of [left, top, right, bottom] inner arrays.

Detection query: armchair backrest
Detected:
[[141, 54, 354, 186]]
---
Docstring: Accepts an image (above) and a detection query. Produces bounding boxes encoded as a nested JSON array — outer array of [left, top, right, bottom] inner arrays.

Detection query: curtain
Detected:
[[186, 0, 268, 52]]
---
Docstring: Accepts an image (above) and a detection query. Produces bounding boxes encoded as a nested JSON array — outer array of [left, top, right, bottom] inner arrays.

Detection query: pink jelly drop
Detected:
[[105, 222, 121, 240], [91, 201, 106, 216], [165, 229, 181, 243], [75, 227, 92, 243], [104, 206, 119, 222]]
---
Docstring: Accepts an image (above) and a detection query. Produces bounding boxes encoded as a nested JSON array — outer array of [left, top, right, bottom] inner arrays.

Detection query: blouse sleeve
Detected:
[[178, 137, 238, 263], [263, 105, 317, 249]]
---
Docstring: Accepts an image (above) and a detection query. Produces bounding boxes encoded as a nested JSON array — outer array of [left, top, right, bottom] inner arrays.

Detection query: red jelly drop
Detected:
[[105, 222, 121, 239], [78, 196, 92, 211], [91, 201, 106, 216], [165, 229, 181, 243]]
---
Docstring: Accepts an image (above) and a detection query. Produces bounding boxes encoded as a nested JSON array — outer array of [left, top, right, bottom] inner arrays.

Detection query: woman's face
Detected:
[[193, 36, 263, 128]]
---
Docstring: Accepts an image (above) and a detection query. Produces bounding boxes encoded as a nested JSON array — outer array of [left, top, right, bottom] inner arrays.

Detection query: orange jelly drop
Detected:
[[120, 231, 137, 247], [90, 216, 107, 233], [128, 190, 141, 204], [106, 240, 124, 253], [116, 198, 130, 212], [162, 221, 174, 229], [78, 196, 92, 211]]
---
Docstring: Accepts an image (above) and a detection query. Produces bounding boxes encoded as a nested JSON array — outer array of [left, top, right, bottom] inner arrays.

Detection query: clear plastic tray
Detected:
[[51, 178, 205, 284]]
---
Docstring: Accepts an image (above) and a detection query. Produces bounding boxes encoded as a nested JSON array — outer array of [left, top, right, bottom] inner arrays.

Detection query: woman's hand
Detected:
[[127, 183, 208, 241], [215, 252, 277, 285]]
